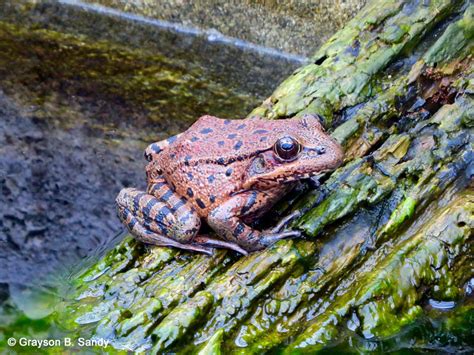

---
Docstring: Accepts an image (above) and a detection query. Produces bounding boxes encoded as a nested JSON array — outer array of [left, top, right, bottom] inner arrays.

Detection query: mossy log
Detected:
[[62, 1, 473, 353]]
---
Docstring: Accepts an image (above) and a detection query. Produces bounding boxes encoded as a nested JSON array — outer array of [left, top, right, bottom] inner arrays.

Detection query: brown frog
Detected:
[[116, 114, 343, 255]]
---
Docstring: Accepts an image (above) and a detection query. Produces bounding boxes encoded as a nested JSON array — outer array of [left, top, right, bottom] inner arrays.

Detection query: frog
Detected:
[[116, 114, 343, 255]]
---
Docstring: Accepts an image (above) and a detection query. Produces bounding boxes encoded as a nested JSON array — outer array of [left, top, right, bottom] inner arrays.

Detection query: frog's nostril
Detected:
[[316, 146, 326, 155]]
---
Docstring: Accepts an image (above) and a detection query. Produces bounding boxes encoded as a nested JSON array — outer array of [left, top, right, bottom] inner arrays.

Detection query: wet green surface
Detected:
[[0, 0, 473, 354], [46, 1, 473, 353]]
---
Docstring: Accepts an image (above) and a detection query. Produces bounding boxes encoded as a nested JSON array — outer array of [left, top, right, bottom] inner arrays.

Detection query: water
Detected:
[[0, 0, 303, 286], [0, 2, 302, 351], [0, 1, 472, 353]]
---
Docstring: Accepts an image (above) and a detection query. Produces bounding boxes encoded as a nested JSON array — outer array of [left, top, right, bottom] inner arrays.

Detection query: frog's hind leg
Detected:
[[116, 186, 212, 255], [117, 205, 212, 255]]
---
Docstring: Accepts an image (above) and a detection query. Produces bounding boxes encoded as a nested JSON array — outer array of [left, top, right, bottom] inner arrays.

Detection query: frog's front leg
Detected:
[[207, 190, 301, 252]]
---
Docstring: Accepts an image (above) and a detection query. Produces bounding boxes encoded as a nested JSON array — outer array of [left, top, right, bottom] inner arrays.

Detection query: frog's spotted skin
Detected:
[[116, 114, 343, 254]]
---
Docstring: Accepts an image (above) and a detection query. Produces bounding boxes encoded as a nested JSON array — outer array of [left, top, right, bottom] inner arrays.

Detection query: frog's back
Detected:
[[157, 116, 266, 215], [178, 115, 272, 158]]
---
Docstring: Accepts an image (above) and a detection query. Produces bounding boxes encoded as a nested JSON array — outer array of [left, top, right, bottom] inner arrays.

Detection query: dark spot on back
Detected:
[[218, 141, 225, 147], [187, 187, 194, 197], [228, 133, 237, 139], [253, 129, 268, 134], [196, 198, 206, 209], [184, 155, 191, 166], [200, 128, 213, 134], [170, 153, 176, 159], [216, 157, 225, 165], [167, 135, 178, 144], [209, 195, 216, 203], [190, 136, 199, 142], [208, 175, 215, 183], [234, 141, 243, 150], [225, 168, 233, 177], [187, 172, 193, 180], [237, 124, 246, 130], [224, 119, 231, 125]]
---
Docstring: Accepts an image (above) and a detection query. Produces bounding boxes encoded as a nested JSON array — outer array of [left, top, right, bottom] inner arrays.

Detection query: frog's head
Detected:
[[243, 114, 343, 190]]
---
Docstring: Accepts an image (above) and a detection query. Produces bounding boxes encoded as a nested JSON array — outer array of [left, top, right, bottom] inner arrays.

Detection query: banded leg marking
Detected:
[[117, 206, 212, 255], [116, 186, 200, 244]]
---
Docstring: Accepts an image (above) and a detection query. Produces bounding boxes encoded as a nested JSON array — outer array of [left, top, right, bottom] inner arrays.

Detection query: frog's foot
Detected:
[[193, 236, 248, 256], [271, 210, 302, 233], [260, 230, 302, 247], [307, 176, 321, 189], [126, 221, 214, 255], [142, 230, 214, 255], [166, 240, 214, 255]]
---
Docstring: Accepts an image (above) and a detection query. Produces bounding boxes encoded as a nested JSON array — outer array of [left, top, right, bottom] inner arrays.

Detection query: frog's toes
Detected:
[[177, 243, 215, 256], [193, 236, 249, 256], [260, 230, 302, 247], [271, 210, 302, 233]]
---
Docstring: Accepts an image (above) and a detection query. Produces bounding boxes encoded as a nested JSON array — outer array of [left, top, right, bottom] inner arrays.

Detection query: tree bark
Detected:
[[64, 1, 473, 353]]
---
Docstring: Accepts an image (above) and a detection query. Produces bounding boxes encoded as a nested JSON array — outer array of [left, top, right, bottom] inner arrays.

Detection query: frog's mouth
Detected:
[[270, 144, 344, 183], [244, 168, 334, 190], [269, 169, 334, 184]]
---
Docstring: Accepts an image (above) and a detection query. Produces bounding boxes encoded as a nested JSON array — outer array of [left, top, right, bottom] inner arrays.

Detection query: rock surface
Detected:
[[60, 1, 473, 353]]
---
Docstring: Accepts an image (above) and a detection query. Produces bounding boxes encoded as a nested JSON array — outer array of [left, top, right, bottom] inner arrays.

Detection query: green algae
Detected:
[[286, 190, 473, 352], [3, 0, 471, 353], [257, 0, 462, 121], [0, 20, 258, 143], [382, 196, 416, 235], [197, 328, 224, 355], [424, 5, 474, 66], [59, 1, 474, 352]]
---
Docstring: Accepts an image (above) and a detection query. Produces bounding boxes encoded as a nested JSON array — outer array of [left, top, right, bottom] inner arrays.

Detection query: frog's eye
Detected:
[[274, 136, 301, 161]]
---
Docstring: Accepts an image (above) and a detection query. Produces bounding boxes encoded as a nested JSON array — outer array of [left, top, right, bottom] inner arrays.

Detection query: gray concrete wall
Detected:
[[84, 0, 367, 57]]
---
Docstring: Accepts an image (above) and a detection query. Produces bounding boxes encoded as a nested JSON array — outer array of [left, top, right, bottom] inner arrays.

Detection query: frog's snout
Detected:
[[310, 138, 344, 170], [329, 139, 345, 168]]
